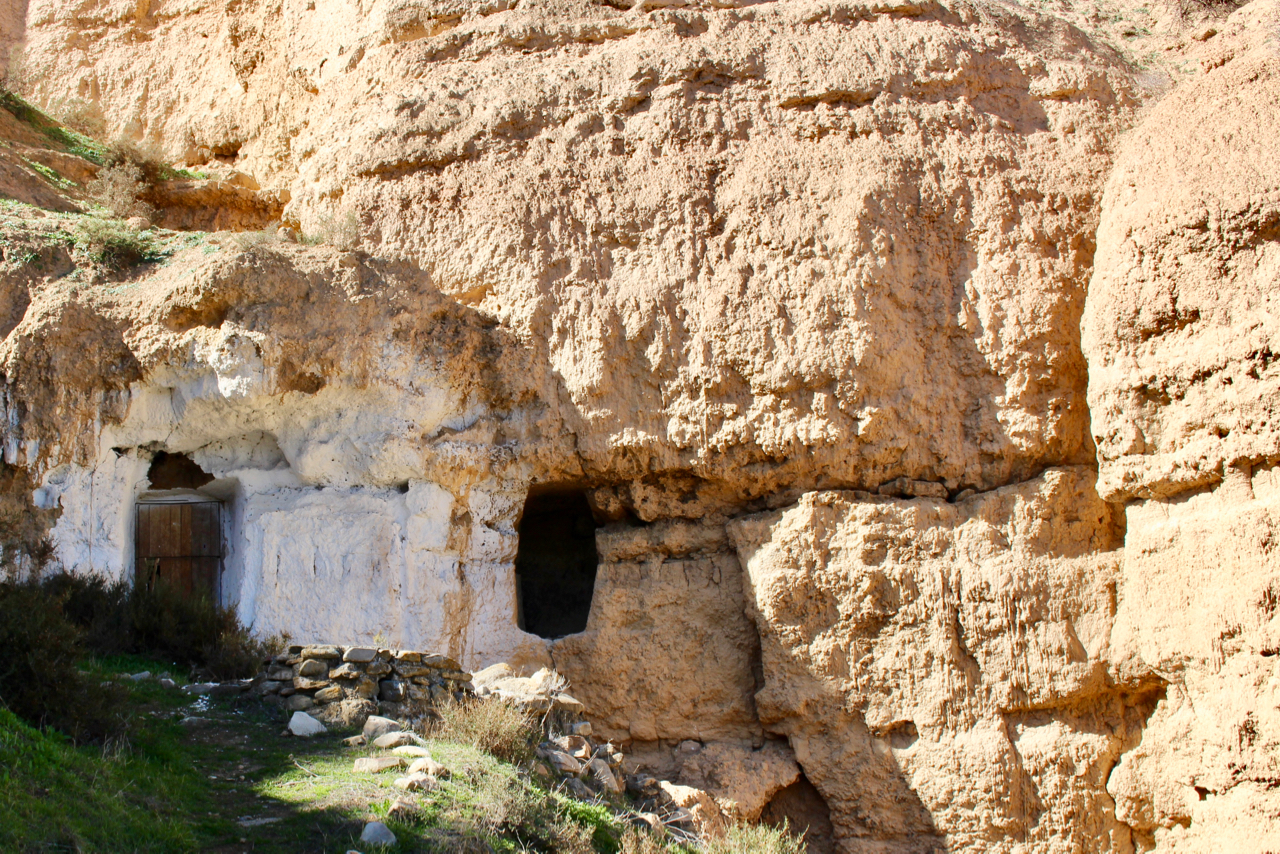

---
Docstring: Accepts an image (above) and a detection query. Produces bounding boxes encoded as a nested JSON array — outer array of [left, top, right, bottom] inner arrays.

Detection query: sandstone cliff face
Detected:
[[20, 0, 1134, 501], [2, 0, 1278, 850], [1077, 4, 1280, 850]]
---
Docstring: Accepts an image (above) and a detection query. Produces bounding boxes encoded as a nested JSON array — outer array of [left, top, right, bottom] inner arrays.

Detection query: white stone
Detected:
[[359, 821, 397, 848], [287, 712, 327, 737]]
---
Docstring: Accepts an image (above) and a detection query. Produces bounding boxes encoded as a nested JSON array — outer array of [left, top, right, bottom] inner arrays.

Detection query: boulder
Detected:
[[329, 663, 362, 680], [314, 685, 343, 704], [343, 647, 377, 663], [313, 698, 377, 728], [301, 645, 342, 660], [297, 659, 328, 678], [284, 695, 315, 712], [407, 757, 449, 778], [657, 782, 727, 837], [586, 757, 623, 794], [393, 745, 430, 758], [393, 773, 437, 792], [543, 750, 582, 775]]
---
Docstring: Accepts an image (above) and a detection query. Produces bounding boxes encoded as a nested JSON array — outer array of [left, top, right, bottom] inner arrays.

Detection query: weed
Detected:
[[0, 88, 109, 164], [24, 158, 75, 190], [620, 827, 669, 854], [231, 228, 277, 251], [425, 695, 541, 765], [703, 820, 807, 854], [49, 96, 106, 138], [166, 166, 210, 180]]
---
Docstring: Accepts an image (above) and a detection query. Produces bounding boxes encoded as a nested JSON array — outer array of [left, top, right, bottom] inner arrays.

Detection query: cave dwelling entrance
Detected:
[[133, 452, 224, 602]]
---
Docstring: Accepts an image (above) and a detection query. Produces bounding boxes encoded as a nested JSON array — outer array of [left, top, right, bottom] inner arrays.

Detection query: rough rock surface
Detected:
[[1082, 0, 1280, 502], [2, 0, 1279, 851], [729, 467, 1159, 852]]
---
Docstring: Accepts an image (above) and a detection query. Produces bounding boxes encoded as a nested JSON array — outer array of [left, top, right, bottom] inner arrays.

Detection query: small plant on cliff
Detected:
[[86, 160, 154, 220], [702, 821, 807, 854], [70, 215, 160, 270], [302, 208, 361, 250]]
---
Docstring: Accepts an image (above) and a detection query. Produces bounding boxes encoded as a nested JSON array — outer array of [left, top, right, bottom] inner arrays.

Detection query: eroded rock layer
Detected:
[[2, 0, 1279, 850]]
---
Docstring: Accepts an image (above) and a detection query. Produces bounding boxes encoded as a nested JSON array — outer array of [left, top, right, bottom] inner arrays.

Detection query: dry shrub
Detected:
[[86, 161, 153, 220], [40, 571, 281, 680], [620, 827, 670, 854], [50, 97, 106, 138], [425, 695, 540, 764], [302, 209, 361, 250], [703, 821, 806, 854]]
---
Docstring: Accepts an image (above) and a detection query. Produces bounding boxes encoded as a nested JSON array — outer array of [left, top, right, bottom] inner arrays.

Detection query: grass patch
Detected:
[[22, 158, 74, 190], [0, 89, 108, 164], [0, 662, 213, 853]]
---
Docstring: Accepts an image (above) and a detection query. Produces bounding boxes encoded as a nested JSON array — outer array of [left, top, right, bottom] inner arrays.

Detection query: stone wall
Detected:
[[256, 644, 474, 727]]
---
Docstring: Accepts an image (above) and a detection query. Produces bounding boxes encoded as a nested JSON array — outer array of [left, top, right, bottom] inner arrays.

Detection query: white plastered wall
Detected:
[[28, 325, 553, 663]]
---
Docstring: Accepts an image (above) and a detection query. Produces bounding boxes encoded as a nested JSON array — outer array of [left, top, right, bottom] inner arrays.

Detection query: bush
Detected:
[[37, 571, 278, 681], [302, 209, 361, 250], [0, 580, 126, 741], [425, 695, 541, 765], [619, 827, 670, 854], [70, 215, 160, 269], [39, 571, 132, 654]]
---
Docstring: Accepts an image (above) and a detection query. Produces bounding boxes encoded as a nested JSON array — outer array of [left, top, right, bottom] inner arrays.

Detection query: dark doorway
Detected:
[[134, 501, 222, 600], [147, 451, 214, 490], [515, 489, 599, 639]]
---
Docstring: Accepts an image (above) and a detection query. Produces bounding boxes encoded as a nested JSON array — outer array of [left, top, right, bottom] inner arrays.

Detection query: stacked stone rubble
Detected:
[[255, 644, 473, 725]]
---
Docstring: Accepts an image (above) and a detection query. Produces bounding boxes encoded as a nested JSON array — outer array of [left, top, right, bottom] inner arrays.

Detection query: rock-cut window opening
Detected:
[[515, 488, 599, 639]]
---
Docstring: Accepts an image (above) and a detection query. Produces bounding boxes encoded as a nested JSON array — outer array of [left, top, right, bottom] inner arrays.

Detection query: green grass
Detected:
[[163, 166, 210, 181], [0, 90, 109, 165], [0, 657, 665, 853], [23, 158, 75, 190], [0, 656, 215, 853]]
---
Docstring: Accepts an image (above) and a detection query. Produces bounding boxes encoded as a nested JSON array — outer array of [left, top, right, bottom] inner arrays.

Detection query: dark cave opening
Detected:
[[147, 451, 214, 490], [515, 488, 599, 639], [762, 773, 836, 854]]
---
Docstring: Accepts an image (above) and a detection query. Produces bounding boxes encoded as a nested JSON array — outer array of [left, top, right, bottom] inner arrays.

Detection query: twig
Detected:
[[292, 758, 319, 777]]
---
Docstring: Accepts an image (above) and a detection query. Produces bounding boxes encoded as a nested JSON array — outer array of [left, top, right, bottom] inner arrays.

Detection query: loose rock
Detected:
[[393, 772, 437, 792], [407, 757, 449, 778], [353, 757, 404, 773], [372, 731, 416, 749], [362, 715, 400, 742]]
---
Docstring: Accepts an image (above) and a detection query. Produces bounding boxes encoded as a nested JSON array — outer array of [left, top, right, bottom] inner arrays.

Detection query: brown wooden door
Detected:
[[134, 502, 222, 600]]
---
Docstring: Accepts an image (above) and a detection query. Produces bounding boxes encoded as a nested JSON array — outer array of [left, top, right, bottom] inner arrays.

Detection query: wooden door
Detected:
[[134, 502, 222, 600]]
